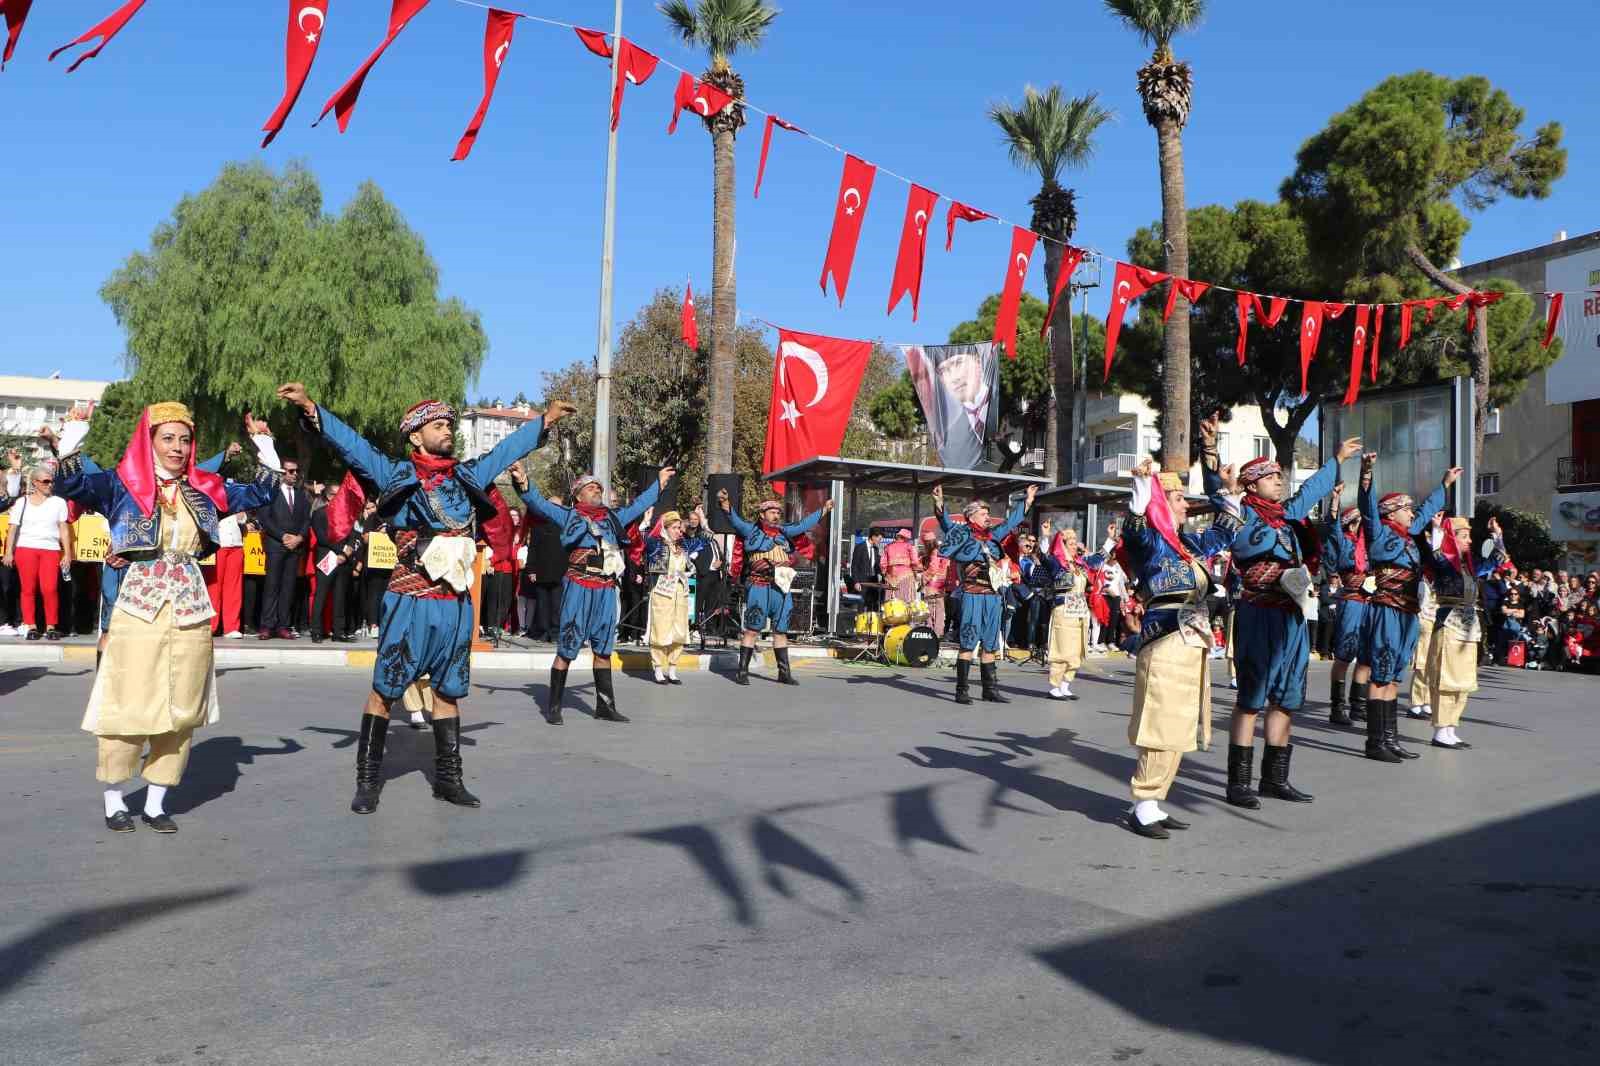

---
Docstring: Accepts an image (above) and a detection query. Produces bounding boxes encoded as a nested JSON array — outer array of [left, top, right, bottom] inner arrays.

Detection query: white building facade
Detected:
[[458, 404, 542, 461], [0, 375, 110, 451]]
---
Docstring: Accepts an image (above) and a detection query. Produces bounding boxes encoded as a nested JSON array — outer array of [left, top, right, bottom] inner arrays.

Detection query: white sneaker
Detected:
[[224, 631, 243, 640], [1048, 684, 1064, 699], [1229, 677, 1237, 689], [0, 625, 16, 637]]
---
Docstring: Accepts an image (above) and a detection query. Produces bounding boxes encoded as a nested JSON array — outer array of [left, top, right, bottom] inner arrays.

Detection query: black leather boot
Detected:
[[351, 712, 389, 814], [735, 646, 753, 686], [1329, 673, 1351, 726], [430, 717, 481, 807], [979, 661, 1008, 703], [592, 668, 630, 722], [774, 647, 800, 686], [542, 667, 567, 725], [1365, 698, 1402, 762], [954, 659, 973, 705], [1383, 698, 1419, 760], [1259, 743, 1314, 802], [1349, 681, 1369, 723], [1226, 744, 1261, 809]]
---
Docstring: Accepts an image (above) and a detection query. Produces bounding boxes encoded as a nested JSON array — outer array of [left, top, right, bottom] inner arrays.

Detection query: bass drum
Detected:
[[882, 624, 940, 668]]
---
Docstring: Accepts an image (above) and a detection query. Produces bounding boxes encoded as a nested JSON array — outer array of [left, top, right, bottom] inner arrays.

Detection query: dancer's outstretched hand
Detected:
[[1336, 436, 1363, 463], [544, 401, 578, 427], [276, 383, 315, 416]]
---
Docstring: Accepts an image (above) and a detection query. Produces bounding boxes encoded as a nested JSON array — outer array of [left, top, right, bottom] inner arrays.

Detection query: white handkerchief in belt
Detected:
[[420, 537, 478, 593], [988, 562, 1012, 591], [1178, 608, 1212, 648], [600, 545, 626, 578], [773, 565, 797, 594], [1278, 565, 1316, 620]]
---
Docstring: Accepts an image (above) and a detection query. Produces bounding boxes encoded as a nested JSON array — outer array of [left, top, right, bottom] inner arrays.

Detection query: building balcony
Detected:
[[1085, 453, 1139, 481], [1557, 457, 1600, 492]]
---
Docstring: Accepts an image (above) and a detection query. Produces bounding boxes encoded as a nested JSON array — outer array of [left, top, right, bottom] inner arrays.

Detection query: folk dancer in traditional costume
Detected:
[[1039, 520, 1105, 701], [1203, 417, 1361, 808], [882, 528, 921, 606], [1356, 451, 1460, 763], [53, 404, 283, 833], [645, 506, 696, 685], [1421, 515, 1507, 749], [718, 490, 833, 686], [1406, 512, 1447, 719], [277, 382, 572, 811], [930, 482, 1037, 705], [527, 469, 670, 723], [1321, 477, 1373, 727], [1121, 459, 1240, 839]]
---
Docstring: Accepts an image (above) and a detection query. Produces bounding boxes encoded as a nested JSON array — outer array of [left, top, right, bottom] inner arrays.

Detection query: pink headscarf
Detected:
[[117, 405, 228, 518]]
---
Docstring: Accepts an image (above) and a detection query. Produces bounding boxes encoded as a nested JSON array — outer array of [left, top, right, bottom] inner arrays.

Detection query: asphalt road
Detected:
[[1, 655, 1595, 1065]]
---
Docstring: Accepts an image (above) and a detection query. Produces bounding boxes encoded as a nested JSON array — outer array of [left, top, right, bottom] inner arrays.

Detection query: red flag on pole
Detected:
[[667, 72, 734, 134], [261, 0, 330, 147], [325, 472, 367, 543], [1162, 278, 1211, 322], [945, 201, 993, 252], [316, 0, 432, 133], [3, 0, 35, 69], [682, 283, 699, 349], [764, 329, 874, 486], [819, 154, 876, 307], [1342, 304, 1371, 406], [1040, 245, 1086, 338], [753, 114, 803, 198], [1542, 293, 1565, 349], [573, 27, 658, 131], [451, 8, 517, 160], [887, 184, 939, 321], [993, 227, 1037, 360], [48, 0, 149, 73], [1103, 261, 1169, 380]]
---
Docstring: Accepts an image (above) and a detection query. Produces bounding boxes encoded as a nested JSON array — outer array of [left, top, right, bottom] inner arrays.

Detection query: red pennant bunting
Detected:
[[1103, 261, 1169, 381], [945, 201, 992, 252], [819, 154, 876, 306], [667, 73, 734, 134], [1399, 301, 1415, 351], [1040, 245, 1086, 338], [1233, 293, 1290, 366], [1542, 292, 1564, 349], [993, 227, 1037, 360], [1368, 303, 1384, 382], [1464, 290, 1504, 332], [1342, 305, 1371, 406], [1162, 278, 1211, 322], [682, 283, 699, 350], [1297, 302, 1328, 395], [887, 184, 939, 321], [261, 0, 330, 147], [48, 0, 149, 73], [3, 0, 35, 69], [451, 9, 516, 161], [316, 0, 431, 133], [753, 114, 803, 198], [574, 26, 610, 57], [572, 26, 658, 131]]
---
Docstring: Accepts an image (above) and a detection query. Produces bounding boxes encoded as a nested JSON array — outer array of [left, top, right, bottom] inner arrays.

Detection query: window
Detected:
[[1253, 436, 1271, 459], [1214, 431, 1230, 457], [1484, 408, 1502, 436], [1143, 433, 1161, 456], [1094, 429, 1134, 459], [1477, 472, 1500, 496]]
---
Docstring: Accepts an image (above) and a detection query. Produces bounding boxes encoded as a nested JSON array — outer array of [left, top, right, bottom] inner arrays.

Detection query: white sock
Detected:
[[1446, 726, 1461, 744], [410, 710, 425, 725], [668, 666, 679, 681], [144, 784, 168, 817], [1133, 799, 1163, 826], [1060, 681, 1073, 698], [654, 668, 666, 683], [103, 788, 127, 818]]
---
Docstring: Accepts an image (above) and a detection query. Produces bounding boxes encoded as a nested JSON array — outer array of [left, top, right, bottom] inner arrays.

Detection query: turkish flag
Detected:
[[753, 114, 804, 198], [763, 329, 874, 486], [887, 184, 939, 320], [452, 8, 517, 160], [667, 72, 734, 134], [325, 472, 367, 543], [261, 0, 329, 147], [945, 201, 993, 252], [1233, 292, 1290, 365], [316, 0, 432, 133], [682, 283, 699, 349], [48, 0, 149, 73], [1297, 301, 1348, 395], [1102, 261, 1169, 381], [819, 154, 876, 306], [1463, 290, 1504, 332], [1342, 304, 1372, 406], [1542, 293, 1564, 349], [573, 27, 658, 131], [3, 0, 34, 69], [1368, 303, 1385, 381], [1162, 277, 1211, 322], [993, 227, 1037, 360], [1040, 245, 1086, 339]]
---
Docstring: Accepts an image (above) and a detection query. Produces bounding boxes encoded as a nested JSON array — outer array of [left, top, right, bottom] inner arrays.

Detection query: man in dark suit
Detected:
[[309, 484, 363, 643], [851, 529, 884, 612], [256, 457, 311, 640]]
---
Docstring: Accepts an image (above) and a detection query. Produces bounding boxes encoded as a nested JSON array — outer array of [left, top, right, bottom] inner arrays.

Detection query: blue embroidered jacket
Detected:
[[723, 508, 826, 557], [1123, 503, 1237, 644], [1203, 457, 1339, 570], [935, 499, 1028, 564], [1358, 477, 1447, 612], [526, 485, 660, 554], [1321, 511, 1362, 575], [1428, 534, 1506, 630]]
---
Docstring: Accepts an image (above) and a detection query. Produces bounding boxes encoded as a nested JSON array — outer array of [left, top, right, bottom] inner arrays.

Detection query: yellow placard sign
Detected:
[[243, 531, 267, 576], [74, 513, 112, 563], [367, 531, 397, 570], [0, 515, 9, 553]]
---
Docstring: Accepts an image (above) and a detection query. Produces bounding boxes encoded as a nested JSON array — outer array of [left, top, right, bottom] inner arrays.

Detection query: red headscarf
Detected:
[[117, 405, 228, 517]]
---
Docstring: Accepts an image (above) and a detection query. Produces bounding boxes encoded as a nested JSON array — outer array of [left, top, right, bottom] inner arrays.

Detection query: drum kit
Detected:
[[853, 595, 940, 668]]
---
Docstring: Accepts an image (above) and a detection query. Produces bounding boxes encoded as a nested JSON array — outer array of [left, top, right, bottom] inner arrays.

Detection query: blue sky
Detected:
[[2, 0, 1592, 402]]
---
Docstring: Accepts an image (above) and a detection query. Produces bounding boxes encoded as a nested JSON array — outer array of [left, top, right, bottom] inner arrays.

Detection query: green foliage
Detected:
[[659, 0, 779, 67], [948, 292, 1052, 437], [98, 161, 486, 476], [989, 87, 1114, 188], [869, 373, 925, 440], [1102, 0, 1206, 55], [1475, 502, 1562, 571]]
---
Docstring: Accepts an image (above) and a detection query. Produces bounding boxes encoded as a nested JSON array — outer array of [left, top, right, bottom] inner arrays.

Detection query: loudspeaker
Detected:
[[635, 464, 679, 516], [706, 474, 743, 534]]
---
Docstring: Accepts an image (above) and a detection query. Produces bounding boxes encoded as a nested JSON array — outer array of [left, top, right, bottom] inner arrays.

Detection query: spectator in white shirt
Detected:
[[2, 465, 73, 639]]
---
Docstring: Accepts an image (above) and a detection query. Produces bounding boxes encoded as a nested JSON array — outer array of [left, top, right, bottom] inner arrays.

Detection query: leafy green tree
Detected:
[[1476, 502, 1562, 571], [1282, 73, 1566, 463], [949, 292, 1052, 443], [1103, 0, 1206, 471], [660, 0, 780, 476], [869, 373, 925, 441], [989, 85, 1114, 482], [94, 161, 486, 475]]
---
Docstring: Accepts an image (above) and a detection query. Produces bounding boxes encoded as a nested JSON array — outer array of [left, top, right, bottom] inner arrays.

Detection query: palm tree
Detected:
[[990, 85, 1114, 485], [660, 0, 780, 475], [1104, 0, 1204, 473]]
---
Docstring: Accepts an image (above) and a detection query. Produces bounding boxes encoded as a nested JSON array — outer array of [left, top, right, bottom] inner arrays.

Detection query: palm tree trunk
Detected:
[[1405, 243, 1490, 467], [706, 125, 738, 474], [1156, 117, 1191, 476], [1042, 241, 1074, 486]]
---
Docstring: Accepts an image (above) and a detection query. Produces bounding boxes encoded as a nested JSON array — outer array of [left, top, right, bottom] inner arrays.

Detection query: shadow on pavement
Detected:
[[168, 736, 304, 815]]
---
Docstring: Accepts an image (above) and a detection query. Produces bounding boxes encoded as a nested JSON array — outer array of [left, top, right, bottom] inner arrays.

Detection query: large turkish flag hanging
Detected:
[[763, 329, 874, 486], [819, 154, 877, 306], [887, 184, 938, 321]]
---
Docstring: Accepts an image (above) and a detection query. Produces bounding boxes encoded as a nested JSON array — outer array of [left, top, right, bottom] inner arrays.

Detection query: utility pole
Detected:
[[591, 0, 625, 493]]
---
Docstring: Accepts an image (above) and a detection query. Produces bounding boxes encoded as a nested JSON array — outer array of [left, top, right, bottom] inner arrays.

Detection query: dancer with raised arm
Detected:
[[1322, 477, 1373, 728], [719, 491, 832, 686], [1420, 514, 1508, 749], [277, 382, 571, 812]]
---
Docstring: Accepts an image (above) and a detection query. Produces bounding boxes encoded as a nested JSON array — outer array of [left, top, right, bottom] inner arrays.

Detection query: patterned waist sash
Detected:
[[1370, 563, 1420, 613], [566, 547, 616, 588], [1338, 569, 1370, 602], [1239, 558, 1297, 611], [959, 559, 992, 595], [387, 529, 467, 600]]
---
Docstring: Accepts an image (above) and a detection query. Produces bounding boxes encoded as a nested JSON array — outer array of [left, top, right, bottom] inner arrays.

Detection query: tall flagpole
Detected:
[[592, 0, 625, 495]]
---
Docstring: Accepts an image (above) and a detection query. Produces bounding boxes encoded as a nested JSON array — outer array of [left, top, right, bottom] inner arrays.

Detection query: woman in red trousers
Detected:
[[3, 465, 73, 640]]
